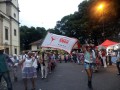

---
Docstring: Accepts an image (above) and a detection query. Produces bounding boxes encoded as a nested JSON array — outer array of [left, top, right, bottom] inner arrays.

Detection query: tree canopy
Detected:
[[55, 0, 120, 45], [20, 26, 47, 50], [20, 0, 120, 51]]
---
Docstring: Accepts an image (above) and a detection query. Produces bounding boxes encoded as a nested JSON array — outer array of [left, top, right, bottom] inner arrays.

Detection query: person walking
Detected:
[[39, 51, 49, 79], [11, 54, 19, 82], [19, 51, 37, 90], [72, 51, 77, 63], [99, 50, 104, 66], [61, 53, 64, 63], [83, 46, 94, 88], [0, 46, 14, 90], [65, 53, 69, 63], [58, 53, 61, 63], [107, 49, 112, 65], [101, 49, 107, 68], [116, 51, 120, 75], [35, 52, 41, 73]]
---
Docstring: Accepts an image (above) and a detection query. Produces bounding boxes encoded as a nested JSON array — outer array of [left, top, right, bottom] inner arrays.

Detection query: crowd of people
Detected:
[[0, 45, 120, 90]]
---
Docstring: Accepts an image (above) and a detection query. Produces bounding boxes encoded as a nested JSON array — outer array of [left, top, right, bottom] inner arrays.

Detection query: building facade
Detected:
[[0, 0, 20, 55]]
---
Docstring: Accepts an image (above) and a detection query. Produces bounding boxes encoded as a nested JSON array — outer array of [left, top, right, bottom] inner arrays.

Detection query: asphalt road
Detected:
[[11, 62, 120, 90]]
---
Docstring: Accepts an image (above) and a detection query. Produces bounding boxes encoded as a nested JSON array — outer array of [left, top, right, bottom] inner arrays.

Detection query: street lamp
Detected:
[[97, 4, 104, 10], [97, 3, 105, 40]]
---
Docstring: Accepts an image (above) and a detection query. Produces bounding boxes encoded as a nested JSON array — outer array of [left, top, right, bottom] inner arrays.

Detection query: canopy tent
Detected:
[[100, 39, 118, 48], [41, 32, 80, 54], [96, 45, 106, 50]]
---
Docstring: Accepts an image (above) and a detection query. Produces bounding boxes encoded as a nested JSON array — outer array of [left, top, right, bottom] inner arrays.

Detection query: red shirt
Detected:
[[102, 51, 106, 57]]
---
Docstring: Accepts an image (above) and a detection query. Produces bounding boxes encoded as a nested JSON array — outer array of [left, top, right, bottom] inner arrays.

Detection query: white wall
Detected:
[[11, 20, 19, 55], [0, 0, 20, 55], [11, 5, 19, 21], [0, 18, 3, 44], [11, 20, 19, 45], [0, 0, 7, 1], [12, 0, 19, 8], [2, 18, 10, 45], [32, 45, 37, 51], [0, 3, 6, 14]]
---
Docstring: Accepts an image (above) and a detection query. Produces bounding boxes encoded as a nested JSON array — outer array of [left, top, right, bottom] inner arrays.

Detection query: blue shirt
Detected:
[[84, 51, 93, 63]]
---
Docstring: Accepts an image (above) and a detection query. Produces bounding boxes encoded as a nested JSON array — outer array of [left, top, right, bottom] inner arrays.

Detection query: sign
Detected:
[[41, 33, 78, 54]]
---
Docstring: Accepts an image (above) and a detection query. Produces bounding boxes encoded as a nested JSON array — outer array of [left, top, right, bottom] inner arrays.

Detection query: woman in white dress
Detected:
[[19, 51, 37, 90]]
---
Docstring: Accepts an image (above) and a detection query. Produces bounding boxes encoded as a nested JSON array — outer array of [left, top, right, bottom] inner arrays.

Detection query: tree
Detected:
[[20, 26, 47, 51], [54, 0, 120, 45]]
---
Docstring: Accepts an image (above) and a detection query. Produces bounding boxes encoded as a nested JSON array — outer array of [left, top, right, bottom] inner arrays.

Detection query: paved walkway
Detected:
[[12, 63, 120, 90]]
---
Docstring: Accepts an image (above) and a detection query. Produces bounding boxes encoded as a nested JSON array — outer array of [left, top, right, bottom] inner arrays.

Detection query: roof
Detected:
[[100, 39, 118, 47], [29, 39, 44, 45]]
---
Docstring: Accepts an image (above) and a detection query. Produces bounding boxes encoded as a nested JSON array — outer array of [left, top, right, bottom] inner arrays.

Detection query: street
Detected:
[[12, 62, 120, 90]]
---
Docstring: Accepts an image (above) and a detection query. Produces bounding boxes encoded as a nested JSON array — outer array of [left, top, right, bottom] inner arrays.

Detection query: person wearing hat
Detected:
[[0, 46, 14, 90]]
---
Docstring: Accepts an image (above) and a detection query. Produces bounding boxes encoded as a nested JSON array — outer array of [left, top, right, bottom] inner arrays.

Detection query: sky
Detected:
[[18, 0, 84, 29]]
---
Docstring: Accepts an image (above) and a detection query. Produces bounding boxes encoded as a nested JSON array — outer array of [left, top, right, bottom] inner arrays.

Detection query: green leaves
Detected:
[[20, 26, 47, 50], [54, 0, 120, 45]]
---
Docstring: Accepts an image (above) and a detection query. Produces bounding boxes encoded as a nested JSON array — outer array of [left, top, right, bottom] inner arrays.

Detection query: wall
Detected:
[[12, 0, 19, 8], [31, 45, 37, 51], [2, 18, 10, 45], [11, 20, 19, 55], [11, 5, 19, 21], [0, 3, 6, 14], [0, 17, 3, 45]]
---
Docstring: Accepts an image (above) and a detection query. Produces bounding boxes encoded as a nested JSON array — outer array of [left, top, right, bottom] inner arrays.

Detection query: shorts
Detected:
[[84, 62, 94, 69]]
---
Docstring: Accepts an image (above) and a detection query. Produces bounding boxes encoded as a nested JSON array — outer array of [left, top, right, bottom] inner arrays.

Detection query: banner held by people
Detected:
[[41, 33, 80, 54]]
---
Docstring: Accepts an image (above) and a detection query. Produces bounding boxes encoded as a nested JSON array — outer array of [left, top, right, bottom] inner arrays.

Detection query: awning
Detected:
[[100, 39, 118, 48]]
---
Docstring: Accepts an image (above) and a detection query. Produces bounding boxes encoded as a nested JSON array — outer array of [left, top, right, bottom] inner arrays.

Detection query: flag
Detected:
[[41, 33, 80, 54]]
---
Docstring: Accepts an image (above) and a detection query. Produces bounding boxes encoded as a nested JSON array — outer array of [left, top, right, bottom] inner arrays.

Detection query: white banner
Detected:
[[41, 33, 78, 54]]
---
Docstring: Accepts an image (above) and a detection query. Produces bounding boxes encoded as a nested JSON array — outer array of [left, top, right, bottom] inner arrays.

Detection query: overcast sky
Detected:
[[19, 0, 83, 29]]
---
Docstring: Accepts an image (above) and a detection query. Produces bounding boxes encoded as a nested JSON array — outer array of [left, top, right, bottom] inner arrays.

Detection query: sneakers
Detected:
[[41, 77, 44, 79], [42, 76, 47, 79], [44, 76, 47, 79]]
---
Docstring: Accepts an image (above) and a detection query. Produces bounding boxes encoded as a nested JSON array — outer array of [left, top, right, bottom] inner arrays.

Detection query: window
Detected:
[[14, 13, 16, 18], [37, 45, 39, 49], [5, 48, 9, 54], [14, 29, 17, 36], [5, 28, 8, 40], [14, 48, 17, 54]]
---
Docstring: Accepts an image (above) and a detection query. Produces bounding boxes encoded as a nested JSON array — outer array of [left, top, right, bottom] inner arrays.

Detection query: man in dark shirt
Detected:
[[0, 46, 14, 90]]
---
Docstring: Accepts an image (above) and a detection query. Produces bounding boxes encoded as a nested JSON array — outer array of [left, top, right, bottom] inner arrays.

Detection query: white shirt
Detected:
[[117, 52, 120, 59], [92, 50, 96, 59], [24, 58, 33, 67]]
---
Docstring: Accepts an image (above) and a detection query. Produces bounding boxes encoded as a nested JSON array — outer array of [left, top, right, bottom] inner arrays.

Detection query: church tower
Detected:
[[0, 0, 20, 55]]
